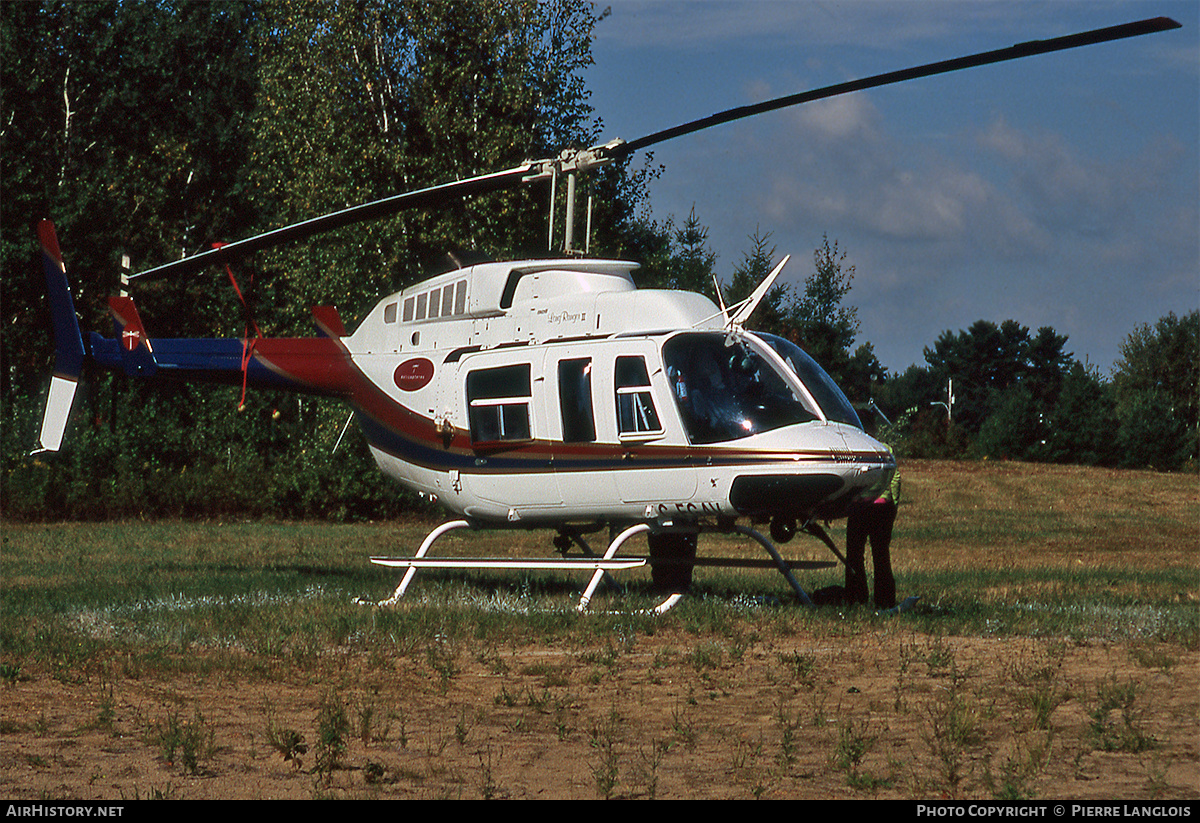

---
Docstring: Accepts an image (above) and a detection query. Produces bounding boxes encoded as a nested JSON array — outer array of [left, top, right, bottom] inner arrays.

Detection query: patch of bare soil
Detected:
[[1, 627, 1196, 800]]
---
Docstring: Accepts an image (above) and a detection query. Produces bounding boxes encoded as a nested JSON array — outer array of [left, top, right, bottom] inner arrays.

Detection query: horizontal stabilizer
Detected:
[[108, 296, 157, 376]]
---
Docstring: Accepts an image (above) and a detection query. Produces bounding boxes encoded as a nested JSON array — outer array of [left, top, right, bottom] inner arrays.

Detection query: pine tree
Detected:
[[723, 229, 788, 335], [633, 206, 719, 301], [1111, 311, 1199, 469]]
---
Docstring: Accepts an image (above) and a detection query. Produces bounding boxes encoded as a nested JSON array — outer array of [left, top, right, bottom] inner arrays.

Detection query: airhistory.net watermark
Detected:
[[5, 807, 124, 818]]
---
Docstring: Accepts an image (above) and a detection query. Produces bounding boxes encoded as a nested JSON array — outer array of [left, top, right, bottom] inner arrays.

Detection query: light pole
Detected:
[[931, 378, 955, 425]]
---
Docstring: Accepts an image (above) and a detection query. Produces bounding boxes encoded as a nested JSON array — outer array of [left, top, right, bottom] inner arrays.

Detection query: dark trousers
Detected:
[[845, 500, 897, 609]]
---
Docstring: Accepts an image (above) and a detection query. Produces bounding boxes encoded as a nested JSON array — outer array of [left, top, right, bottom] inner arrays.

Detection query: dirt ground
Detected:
[[2, 624, 1196, 800]]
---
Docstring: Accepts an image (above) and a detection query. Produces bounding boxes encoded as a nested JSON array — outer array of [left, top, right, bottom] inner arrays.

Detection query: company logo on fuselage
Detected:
[[394, 358, 434, 392]]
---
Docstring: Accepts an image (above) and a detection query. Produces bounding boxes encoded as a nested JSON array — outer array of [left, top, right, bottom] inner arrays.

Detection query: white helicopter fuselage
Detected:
[[343, 258, 894, 529]]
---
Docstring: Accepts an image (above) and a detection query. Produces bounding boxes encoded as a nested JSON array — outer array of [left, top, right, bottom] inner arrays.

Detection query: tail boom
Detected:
[[33, 219, 356, 454], [87, 327, 356, 397]]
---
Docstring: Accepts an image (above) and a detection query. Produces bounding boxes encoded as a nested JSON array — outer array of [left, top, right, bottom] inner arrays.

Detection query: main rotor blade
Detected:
[[130, 162, 539, 280], [128, 16, 1179, 281], [616, 16, 1181, 157]]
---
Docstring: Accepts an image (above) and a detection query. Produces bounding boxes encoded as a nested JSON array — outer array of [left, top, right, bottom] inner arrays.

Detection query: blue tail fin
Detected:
[[33, 220, 86, 453]]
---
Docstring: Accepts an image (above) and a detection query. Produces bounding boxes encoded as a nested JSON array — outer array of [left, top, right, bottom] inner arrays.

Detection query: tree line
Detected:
[[2, 1, 1195, 522], [873, 311, 1198, 472], [699, 221, 1197, 473]]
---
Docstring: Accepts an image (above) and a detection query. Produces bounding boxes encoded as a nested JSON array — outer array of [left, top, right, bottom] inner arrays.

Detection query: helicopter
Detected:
[[33, 16, 1180, 613]]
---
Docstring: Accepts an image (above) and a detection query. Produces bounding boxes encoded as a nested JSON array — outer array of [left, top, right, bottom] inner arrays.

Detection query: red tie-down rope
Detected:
[[213, 242, 262, 410]]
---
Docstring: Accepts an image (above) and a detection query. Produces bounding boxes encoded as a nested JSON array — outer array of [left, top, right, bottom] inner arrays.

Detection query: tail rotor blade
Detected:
[[34, 375, 79, 454]]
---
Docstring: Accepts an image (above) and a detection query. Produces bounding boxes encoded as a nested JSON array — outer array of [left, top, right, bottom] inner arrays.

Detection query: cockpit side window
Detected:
[[663, 333, 820, 444], [614, 355, 662, 437], [758, 333, 863, 429]]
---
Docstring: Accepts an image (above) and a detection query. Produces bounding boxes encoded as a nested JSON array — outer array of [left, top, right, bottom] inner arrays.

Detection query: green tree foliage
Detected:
[[1, 0, 259, 378], [664, 206, 720, 295], [875, 363, 942, 424], [883, 311, 1194, 471], [721, 231, 882, 404], [874, 362, 971, 458], [974, 386, 1043, 461], [248, 0, 612, 334], [1025, 326, 1074, 405], [1110, 311, 1199, 470], [1040, 361, 1119, 467], [966, 326, 1074, 462], [634, 206, 721, 301], [839, 342, 888, 409], [785, 235, 884, 404], [0, 1, 278, 521], [2, 0, 644, 521], [922, 319, 1071, 436], [791, 235, 859, 363], [1112, 311, 1199, 420], [1114, 388, 1192, 471]]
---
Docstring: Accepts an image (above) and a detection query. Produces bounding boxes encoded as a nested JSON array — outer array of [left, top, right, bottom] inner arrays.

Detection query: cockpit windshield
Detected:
[[662, 332, 819, 444], [758, 333, 863, 429]]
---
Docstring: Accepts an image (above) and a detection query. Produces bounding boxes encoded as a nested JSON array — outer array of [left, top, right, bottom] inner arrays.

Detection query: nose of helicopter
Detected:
[[725, 422, 894, 522], [836, 424, 897, 496]]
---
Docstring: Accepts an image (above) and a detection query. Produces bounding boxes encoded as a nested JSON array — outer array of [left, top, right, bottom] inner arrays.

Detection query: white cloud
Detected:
[[758, 96, 1046, 256], [793, 93, 882, 142]]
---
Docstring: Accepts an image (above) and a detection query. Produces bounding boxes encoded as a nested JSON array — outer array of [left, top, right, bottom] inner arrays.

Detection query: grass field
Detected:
[[1, 459, 1196, 799]]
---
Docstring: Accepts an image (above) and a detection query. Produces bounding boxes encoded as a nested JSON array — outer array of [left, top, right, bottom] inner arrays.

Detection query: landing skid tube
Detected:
[[369, 520, 832, 612]]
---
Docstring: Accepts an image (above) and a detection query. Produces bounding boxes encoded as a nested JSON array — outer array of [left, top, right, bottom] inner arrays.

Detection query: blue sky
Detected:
[[585, 0, 1199, 375]]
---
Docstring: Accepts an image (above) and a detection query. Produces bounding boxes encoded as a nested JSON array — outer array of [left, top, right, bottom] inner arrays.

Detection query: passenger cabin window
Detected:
[[558, 358, 596, 443], [401, 280, 468, 324], [467, 364, 532, 444], [615, 356, 662, 437]]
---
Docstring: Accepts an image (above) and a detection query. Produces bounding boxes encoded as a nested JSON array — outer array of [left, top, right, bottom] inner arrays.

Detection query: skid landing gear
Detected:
[[368, 519, 833, 612]]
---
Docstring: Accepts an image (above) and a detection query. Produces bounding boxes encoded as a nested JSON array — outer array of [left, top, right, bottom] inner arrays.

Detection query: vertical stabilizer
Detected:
[[33, 220, 86, 453]]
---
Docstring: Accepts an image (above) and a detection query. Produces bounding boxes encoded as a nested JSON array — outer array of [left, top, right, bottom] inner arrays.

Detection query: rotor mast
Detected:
[[533, 140, 626, 255]]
